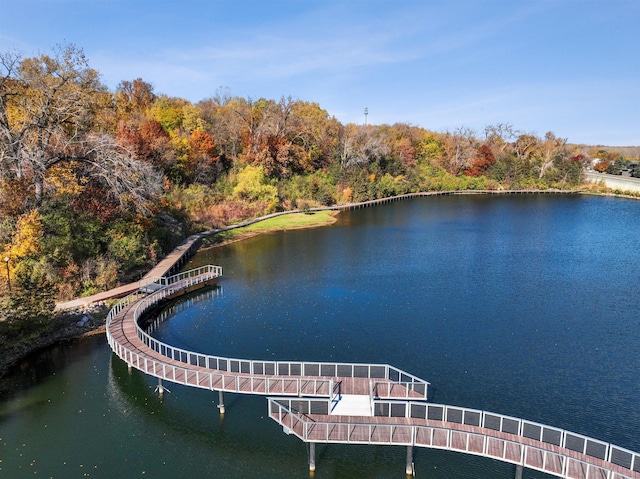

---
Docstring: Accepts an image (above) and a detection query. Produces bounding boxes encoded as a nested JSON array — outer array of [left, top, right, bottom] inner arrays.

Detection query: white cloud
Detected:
[[5, 0, 636, 145]]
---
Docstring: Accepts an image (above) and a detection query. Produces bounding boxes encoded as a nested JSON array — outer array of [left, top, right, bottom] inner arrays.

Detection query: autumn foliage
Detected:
[[464, 145, 496, 176], [0, 43, 604, 307]]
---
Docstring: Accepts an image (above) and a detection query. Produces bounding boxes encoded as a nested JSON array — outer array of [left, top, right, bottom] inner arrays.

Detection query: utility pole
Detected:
[[364, 106, 368, 126]]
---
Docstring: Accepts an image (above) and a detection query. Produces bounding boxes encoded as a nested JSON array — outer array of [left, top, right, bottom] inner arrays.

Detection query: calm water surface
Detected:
[[1, 195, 639, 479]]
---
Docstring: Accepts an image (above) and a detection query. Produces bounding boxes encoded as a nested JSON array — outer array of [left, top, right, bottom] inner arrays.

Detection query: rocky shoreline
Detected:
[[0, 304, 108, 380]]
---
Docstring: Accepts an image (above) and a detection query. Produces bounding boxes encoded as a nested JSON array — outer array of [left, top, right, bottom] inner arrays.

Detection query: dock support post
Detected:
[[515, 464, 523, 479], [157, 378, 164, 397], [217, 390, 225, 414], [309, 442, 316, 472], [406, 445, 414, 476]]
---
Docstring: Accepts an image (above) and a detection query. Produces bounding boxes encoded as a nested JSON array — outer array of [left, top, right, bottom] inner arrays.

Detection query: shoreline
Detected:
[[0, 306, 108, 381], [0, 212, 339, 379], [1, 187, 637, 380], [198, 210, 339, 251]]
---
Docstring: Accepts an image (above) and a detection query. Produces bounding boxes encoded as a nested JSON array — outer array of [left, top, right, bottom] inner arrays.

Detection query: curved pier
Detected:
[[107, 267, 428, 402], [106, 267, 640, 478]]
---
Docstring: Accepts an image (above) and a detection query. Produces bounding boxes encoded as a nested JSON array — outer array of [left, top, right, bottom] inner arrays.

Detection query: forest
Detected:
[[0, 45, 635, 333]]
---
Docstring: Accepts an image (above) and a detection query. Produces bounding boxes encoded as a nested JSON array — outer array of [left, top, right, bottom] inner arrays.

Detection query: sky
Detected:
[[1, 0, 638, 146]]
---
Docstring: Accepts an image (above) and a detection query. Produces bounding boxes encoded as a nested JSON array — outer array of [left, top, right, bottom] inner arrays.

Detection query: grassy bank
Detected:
[[202, 210, 339, 247]]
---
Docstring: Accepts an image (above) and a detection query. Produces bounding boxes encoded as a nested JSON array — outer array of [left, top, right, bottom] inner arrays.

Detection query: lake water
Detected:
[[1, 194, 639, 479]]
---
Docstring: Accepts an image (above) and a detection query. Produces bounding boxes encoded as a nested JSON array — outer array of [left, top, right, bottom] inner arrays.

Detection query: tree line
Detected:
[[0, 44, 631, 328]]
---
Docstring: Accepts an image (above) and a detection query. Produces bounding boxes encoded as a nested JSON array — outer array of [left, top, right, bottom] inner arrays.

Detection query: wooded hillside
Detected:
[[0, 44, 629, 314]]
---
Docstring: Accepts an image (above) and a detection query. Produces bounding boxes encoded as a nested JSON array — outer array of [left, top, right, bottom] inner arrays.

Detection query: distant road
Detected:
[[585, 171, 640, 193]]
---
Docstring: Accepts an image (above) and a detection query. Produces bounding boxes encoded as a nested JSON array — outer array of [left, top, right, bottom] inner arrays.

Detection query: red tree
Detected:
[[464, 144, 496, 176]]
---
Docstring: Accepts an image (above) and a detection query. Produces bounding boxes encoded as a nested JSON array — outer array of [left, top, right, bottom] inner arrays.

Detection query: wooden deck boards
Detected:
[[268, 409, 640, 479], [107, 274, 640, 479], [108, 297, 421, 399]]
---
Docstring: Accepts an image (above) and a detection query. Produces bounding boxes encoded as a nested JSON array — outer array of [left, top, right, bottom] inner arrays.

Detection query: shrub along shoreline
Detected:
[[1, 187, 638, 380]]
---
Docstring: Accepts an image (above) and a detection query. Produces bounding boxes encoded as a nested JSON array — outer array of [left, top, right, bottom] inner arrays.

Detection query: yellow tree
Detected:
[[2, 209, 43, 289], [115, 78, 156, 122], [416, 131, 443, 164], [289, 100, 340, 172], [232, 165, 278, 211], [5, 209, 42, 260], [1, 209, 56, 324], [147, 95, 188, 133]]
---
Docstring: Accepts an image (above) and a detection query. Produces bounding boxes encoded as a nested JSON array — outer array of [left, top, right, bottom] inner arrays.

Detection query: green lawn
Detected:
[[208, 210, 338, 245]]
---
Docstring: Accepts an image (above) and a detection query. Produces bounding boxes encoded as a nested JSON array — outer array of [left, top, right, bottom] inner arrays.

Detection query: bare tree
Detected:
[[512, 133, 539, 163], [535, 132, 568, 179], [339, 124, 388, 169], [440, 127, 477, 174], [0, 44, 162, 214], [82, 133, 163, 214], [484, 123, 517, 154]]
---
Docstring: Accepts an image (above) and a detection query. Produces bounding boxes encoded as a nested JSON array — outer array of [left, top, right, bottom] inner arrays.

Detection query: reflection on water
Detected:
[[0, 335, 104, 400], [144, 286, 223, 334], [1, 195, 639, 479]]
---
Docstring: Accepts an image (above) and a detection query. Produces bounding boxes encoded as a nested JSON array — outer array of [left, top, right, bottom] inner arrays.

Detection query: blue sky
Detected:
[[1, 0, 638, 146]]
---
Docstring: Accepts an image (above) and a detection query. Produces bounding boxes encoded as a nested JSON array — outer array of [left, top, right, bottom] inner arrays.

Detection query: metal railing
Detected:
[[148, 265, 222, 287], [106, 265, 429, 399], [268, 399, 640, 479], [105, 290, 148, 327], [130, 286, 429, 397], [138, 325, 429, 396], [105, 266, 639, 478], [372, 400, 639, 472], [105, 265, 221, 330], [106, 336, 333, 395]]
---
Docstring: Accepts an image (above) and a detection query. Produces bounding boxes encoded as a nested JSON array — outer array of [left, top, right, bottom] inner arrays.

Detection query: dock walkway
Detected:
[[105, 266, 640, 479]]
